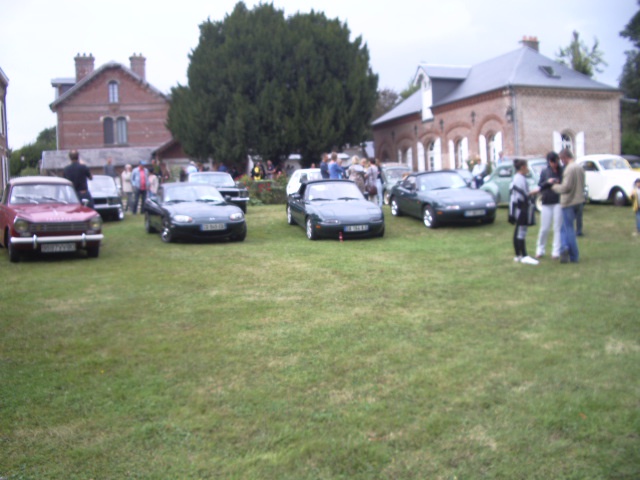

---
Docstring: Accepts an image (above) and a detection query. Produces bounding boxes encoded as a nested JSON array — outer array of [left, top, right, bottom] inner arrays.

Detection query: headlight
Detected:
[[89, 216, 103, 231], [369, 215, 383, 222], [173, 215, 193, 223], [14, 218, 29, 234], [444, 205, 460, 210], [229, 212, 244, 221], [486, 201, 496, 208], [322, 219, 340, 224]]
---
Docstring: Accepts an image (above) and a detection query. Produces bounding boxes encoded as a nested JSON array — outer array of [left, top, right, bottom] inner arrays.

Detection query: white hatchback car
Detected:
[[286, 168, 323, 195], [577, 154, 640, 206]]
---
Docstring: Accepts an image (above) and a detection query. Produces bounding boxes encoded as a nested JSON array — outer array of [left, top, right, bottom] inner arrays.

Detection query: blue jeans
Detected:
[[561, 204, 581, 262], [636, 210, 640, 232], [132, 189, 147, 214]]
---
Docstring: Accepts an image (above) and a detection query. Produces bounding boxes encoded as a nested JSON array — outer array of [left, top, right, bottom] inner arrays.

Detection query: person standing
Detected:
[[320, 153, 330, 179], [63, 149, 93, 208], [365, 158, 380, 204], [550, 148, 586, 263], [535, 152, 563, 259], [510, 159, 539, 265], [104, 157, 117, 178], [347, 156, 366, 195], [121, 164, 133, 212], [328, 152, 343, 179], [630, 178, 640, 236], [131, 161, 150, 214]]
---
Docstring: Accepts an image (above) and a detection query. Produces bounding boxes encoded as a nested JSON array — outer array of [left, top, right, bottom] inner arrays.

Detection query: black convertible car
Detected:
[[389, 170, 496, 228], [286, 179, 384, 240], [144, 183, 246, 243]]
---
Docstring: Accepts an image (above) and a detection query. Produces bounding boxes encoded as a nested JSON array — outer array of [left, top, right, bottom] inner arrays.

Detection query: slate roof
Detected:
[[41, 147, 156, 171], [49, 62, 169, 111], [373, 45, 619, 126]]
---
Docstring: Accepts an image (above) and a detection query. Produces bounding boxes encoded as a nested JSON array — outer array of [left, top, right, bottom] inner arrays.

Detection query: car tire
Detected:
[[286, 205, 296, 225], [240, 204, 247, 214], [234, 229, 247, 242], [161, 219, 173, 243], [306, 218, 317, 240], [423, 205, 438, 229], [144, 213, 157, 233], [86, 244, 100, 258], [6, 231, 19, 263], [390, 197, 402, 216], [384, 190, 391, 205], [535, 195, 543, 212], [377, 226, 385, 238], [611, 188, 628, 206]]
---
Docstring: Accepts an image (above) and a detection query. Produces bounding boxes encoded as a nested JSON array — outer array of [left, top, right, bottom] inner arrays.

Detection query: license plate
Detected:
[[41, 243, 77, 253], [345, 225, 369, 232], [201, 223, 226, 231], [464, 209, 486, 217]]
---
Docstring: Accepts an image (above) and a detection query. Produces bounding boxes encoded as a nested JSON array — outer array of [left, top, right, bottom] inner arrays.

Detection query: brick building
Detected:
[[372, 37, 622, 171], [43, 53, 183, 175], [1, 66, 8, 187]]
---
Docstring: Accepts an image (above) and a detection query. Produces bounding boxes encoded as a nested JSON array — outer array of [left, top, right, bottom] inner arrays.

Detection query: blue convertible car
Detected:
[[286, 179, 385, 240], [389, 170, 496, 228]]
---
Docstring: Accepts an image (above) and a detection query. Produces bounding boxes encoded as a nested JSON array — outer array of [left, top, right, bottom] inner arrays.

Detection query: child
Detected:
[[631, 178, 640, 236], [509, 159, 540, 265]]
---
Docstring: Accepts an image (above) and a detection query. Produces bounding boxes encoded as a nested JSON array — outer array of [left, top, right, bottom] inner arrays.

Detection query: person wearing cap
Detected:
[[131, 161, 150, 214], [63, 149, 94, 208]]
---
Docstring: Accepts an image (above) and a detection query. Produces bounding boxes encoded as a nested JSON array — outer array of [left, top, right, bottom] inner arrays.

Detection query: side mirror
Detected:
[[290, 193, 301, 201]]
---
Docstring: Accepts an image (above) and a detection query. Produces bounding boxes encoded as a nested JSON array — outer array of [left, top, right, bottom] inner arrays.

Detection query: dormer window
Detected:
[[108, 81, 119, 103], [540, 66, 560, 78]]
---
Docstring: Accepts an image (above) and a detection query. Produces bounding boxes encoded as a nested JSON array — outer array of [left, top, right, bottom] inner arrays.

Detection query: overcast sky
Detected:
[[1, 0, 637, 150]]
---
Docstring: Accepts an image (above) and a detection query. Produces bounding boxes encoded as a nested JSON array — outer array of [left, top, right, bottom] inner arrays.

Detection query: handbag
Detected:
[[367, 184, 378, 196]]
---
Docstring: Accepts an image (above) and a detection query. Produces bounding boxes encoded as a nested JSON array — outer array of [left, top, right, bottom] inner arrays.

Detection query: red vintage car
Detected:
[[0, 176, 104, 262]]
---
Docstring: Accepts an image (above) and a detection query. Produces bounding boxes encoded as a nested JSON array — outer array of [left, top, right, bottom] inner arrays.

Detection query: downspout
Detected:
[[509, 85, 520, 155]]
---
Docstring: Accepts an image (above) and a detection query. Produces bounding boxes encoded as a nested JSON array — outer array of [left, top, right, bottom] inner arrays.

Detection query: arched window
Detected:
[[428, 141, 436, 171], [116, 117, 128, 144], [103, 117, 114, 145], [454, 138, 468, 169], [108, 81, 119, 103]]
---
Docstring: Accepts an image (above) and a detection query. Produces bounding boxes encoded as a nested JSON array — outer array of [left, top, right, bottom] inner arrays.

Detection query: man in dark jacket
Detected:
[[63, 150, 93, 208]]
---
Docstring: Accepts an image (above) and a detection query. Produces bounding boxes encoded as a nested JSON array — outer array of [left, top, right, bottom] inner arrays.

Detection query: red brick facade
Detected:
[[50, 55, 172, 151]]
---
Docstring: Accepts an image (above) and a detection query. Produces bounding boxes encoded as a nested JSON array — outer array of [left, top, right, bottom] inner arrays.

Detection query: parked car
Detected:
[[454, 168, 474, 187], [380, 163, 411, 205], [0, 176, 103, 262], [88, 175, 124, 221], [286, 179, 385, 240], [389, 170, 496, 228], [480, 159, 545, 207], [286, 168, 323, 195], [188, 171, 249, 212], [144, 182, 246, 243], [577, 154, 640, 206]]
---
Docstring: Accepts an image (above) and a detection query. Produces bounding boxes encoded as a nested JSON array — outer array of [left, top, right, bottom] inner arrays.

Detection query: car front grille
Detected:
[[28, 222, 89, 233]]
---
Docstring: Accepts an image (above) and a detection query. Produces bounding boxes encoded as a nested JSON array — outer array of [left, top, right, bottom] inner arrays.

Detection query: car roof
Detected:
[[411, 169, 464, 177], [9, 176, 73, 186], [189, 171, 229, 176], [294, 168, 321, 174], [577, 154, 625, 162]]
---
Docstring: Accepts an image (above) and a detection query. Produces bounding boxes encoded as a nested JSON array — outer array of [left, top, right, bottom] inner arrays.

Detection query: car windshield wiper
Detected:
[[13, 195, 39, 204], [429, 187, 452, 191], [40, 196, 68, 204], [197, 198, 224, 203], [337, 197, 360, 201], [310, 197, 331, 201], [165, 199, 186, 204]]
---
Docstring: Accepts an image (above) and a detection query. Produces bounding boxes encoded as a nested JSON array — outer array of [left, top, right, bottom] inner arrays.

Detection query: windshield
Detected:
[[529, 163, 546, 178], [384, 168, 410, 181], [189, 173, 235, 187], [418, 172, 468, 191], [306, 182, 364, 201], [299, 170, 323, 182], [10, 184, 80, 205], [163, 184, 225, 203], [599, 158, 631, 170], [88, 176, 119, 195]]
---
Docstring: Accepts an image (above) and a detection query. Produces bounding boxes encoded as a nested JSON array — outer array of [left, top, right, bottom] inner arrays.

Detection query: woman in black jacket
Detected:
[[535, 152, 563, 259]]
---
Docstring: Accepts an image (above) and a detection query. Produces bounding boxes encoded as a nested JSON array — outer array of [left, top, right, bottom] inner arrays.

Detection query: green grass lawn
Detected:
[[1, 203, 639, 479]]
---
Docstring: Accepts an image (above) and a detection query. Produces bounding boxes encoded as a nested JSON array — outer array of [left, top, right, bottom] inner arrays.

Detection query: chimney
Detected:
[[129, 53, 146, 80], [520, 36, 539, 52], [74, 53, 95, 82]]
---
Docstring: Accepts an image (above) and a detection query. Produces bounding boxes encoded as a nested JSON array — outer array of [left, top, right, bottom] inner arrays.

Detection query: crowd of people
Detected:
[[319, 152, 383, 206]]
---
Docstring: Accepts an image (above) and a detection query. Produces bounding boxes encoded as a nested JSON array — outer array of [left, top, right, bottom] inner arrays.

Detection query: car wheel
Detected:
[[240, 204, 247, 214], [384, 190, 391, 205], [144, 213, 157, 233], [377, 226, 385, 238], [423, 205, 438, 229], [611, 188, 628, 206], [234, 229, 247, 242], [86, 244, 100, 258], [306, 218, 317, 240], [161, 219, 173, 243], [286, 205, 296, 225], [390, 197, 402, 216], [6, 231, 19, 263], [535, 194, 543, 212]]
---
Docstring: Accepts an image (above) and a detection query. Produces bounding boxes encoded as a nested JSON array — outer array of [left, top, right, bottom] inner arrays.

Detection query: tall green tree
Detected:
[[556, 30, 607, 78], [9, 126, 56, 176], [620, 1, 640, 153], [168, 2, 378, 168]]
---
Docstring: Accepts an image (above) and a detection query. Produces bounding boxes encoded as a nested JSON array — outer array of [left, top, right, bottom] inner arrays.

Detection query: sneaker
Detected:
[[535, 253, 543, 259], [560, 250, 570, 264], [521, 256, 539, 265], [514, 256, 523, 263]]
